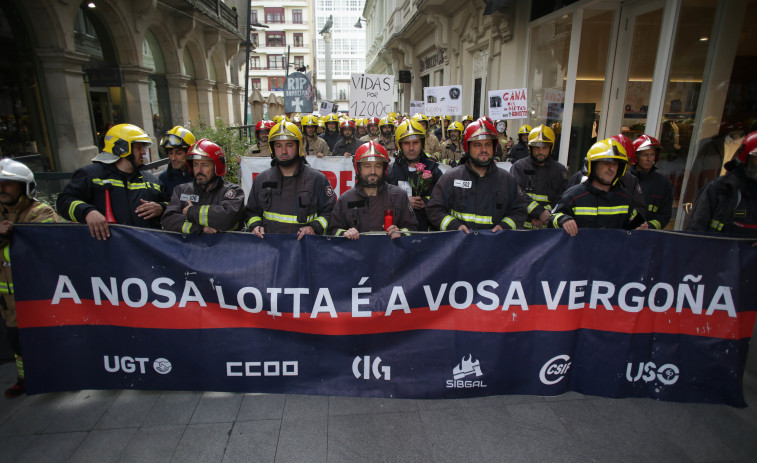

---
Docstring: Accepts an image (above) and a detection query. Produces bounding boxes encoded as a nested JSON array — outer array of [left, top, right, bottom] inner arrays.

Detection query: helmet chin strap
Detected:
[[469, 157, 492, 168]]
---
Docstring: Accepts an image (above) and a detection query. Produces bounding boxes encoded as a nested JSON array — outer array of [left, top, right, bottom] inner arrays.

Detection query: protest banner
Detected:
[[13, 225, 757, 406], [349, 73, 394, 118], [240, 156, 355, 199], [284, 72, 314, 113], [423, 86, 463, 116], [488, 88, 528, 120]]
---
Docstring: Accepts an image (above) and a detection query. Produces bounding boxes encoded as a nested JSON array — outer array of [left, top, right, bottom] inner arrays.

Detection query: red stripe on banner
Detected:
[[16, 299, 757, 340]]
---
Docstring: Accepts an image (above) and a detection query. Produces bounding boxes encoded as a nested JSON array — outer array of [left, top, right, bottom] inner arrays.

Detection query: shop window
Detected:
[[251, 78, 261, 90]]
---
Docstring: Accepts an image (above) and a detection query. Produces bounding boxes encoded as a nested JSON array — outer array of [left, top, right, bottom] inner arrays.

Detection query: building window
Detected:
[[251, 9, 258, 24], [268, 77, 285, 91], [294, 56, 305, 69], [339, 89, 346, 100], [264, 7, 284, 24], [267, 55, 285, 69], [294, 33, 304, 47], [266, 31, 286, 47], [250, 56, 260, 69], [251, 78, 261, 90], [293, 9, 303, 24]]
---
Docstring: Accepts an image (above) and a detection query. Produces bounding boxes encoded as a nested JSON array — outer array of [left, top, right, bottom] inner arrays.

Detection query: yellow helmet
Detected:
[[301, 115, 319, 127], [448, 121, 464, 134], [97, 123, 152, 163], [518, 124, 533, 136], [528, 124, 556, 153], [586, 138, 628, 184], [462, 115, 474, 123], [395, 119, 426, 149], [411, 113, 429, 125], [268, 121, 304, 158], [379, 117, 394, 129], [355, 118, 366, 127], [324, 113, 340, 124], [160, 126, 196, 151]]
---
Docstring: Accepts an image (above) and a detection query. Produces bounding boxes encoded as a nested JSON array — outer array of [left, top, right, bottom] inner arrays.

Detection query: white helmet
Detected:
[[0, 158, 35, 197]]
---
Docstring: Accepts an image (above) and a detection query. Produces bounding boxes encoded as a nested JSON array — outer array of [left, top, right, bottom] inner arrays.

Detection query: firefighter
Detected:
[[440, 121, 465, 166], [158, 125, 195, 201], [550, 138, 648, 235], [629, 134, 673, 230], [332, 119, 363, 157], [244, 121, 335, 239], [0, 159, 62, 397], [386, 119, 443, 230], [377, 116, 398, 158], [320, 113, 340, 151], [329, 141, 417, 239], [301, 115, 331, 158], [434, 115, 451, 141], [687, 130, 757, 236], [161, 139, 245, 234], [57, 123, 164, 240], [245, 120, 274, 158], [411, 113, 443, 161], [360, 117, 380, 142], [506, 124, 533, 163], [355, 118, 368, 139], [510, 124, 569, 228], [427, 118, 527, 233], [461, 114, 474, 129]]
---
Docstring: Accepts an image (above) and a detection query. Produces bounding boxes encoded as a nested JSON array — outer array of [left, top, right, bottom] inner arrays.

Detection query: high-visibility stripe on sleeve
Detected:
[[181, 221, 193, 234], [501, 217, 516, 230], [199, 205, 210, 226], [68, 200, 86, 221], [649, 219, 661, 230]]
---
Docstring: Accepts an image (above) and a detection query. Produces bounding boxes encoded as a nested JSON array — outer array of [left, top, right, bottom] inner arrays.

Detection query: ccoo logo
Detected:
[[539, 355, 572, 385]]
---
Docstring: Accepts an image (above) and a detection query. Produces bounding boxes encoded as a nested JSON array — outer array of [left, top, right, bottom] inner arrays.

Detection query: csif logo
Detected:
[[539, 355, 572, 385], [352, 356, 391, 381], [626, 362, 679, 385], [103, 356, 172, 375], [446, 354, 486, 389]]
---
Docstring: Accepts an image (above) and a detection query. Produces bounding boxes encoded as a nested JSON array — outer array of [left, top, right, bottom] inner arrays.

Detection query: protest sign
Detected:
[[423, 85, 463, 116], [284, 72, 313, 113], [349, 73, 394, 118], [488, 88, 528, 120]]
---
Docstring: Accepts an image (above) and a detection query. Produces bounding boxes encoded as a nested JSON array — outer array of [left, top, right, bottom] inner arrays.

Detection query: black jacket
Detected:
[[550, 180, 646, 230], [629, 166, 673, 230], [510, 156, 569, 226], [158, 165, 193, 202], [161, 177, 245, 234], [506, 141, 529, 162], [687, 166, 757, 236], [320, 131, 340, 151], [386, 153, 443, 231], [332, 137, 364, 157], [329, 182, 418, 235]]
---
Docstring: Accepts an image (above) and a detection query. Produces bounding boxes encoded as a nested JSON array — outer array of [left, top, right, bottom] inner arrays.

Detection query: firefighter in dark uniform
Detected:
[[427, 118, 527, 233], [506, 124, 532, 163], [329, 141, 417, 239], [158, 125, 195, 201], [320, 113, 340, 151], [244, 121, 336, 240], [57, 123, 165, 240], [550, 138, 648, 235], [510, 124, 569, 228], [332, 119, 363, 157], [386, 119, 443, 231], [687, 130, 757, 236], [628, 134, 673, 230], [161, 139, 245, 234]]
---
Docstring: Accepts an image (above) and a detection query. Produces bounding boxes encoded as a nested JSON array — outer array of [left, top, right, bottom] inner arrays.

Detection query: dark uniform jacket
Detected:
[[320, 131, 340, 151], [506, 141, 529, 162], [687, 166, 757, 236], [161, 177, 245, 234], [386, 153, 443, 231], [427, 161, 527, 231], [510, 156, 569, 227], [629, 165, 673, 230], [244, 160, 336, 234], [57, 161, 164, 229], [158, 165, 193, 202], [329, 182, 418, 236], [550, 180, 646, 230], [332, 137, 364, 157]]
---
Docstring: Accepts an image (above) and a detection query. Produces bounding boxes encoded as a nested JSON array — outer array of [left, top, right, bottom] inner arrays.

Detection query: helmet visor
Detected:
[[161, 134, 186, 149]]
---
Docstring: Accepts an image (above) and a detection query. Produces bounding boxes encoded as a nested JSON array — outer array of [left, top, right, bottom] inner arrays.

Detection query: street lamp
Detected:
[[354, 18, 366, 28]]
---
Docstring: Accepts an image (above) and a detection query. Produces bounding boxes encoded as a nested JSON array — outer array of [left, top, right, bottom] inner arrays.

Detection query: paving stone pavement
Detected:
[[0, 361, 755, 463]]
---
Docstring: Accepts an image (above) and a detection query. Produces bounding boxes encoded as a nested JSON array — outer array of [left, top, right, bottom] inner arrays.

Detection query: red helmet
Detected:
[[353, 141, 390, 174], [187, 139, 226, 176], [463, 118, 498, 153], [255, 120, 273, 137], [366, 117, 380, 126], [632, 135, 661, 163], [340, 119, 356, 134], [610, 134, 636, 165], [736, 130, 757, 163]]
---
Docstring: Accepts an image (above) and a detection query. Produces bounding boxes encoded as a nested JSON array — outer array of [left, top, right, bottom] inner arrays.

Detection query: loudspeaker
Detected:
[[398, 70, 411, 83]]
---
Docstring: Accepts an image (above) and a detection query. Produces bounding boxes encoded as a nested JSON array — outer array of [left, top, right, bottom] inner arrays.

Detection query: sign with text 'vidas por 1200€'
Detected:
[[349, 73, 393, 118], [284, 72, 314, 113]]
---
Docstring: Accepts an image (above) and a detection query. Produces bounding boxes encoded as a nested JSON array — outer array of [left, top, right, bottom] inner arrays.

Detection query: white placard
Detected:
[[349, 73, 394, 118], [318, 101, 335, 115], [423, 85, 463, 116], [542, 89, 565, 120], [410, 100, 425, 115], [488, 88, 528, 120]]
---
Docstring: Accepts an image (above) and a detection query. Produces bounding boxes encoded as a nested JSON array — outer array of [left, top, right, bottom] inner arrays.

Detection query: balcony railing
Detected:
[[190, 0, 239, 31]]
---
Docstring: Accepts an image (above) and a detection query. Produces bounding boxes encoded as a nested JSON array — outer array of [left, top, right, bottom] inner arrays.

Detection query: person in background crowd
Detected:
[[332, 119, 363, 157], [506, 124, 533, 163], [412, 114, 443, 161], [687, 130, 757, 236], [245, 120, 273, 158], [434, 116, 451, 141], [550, 138, 648, 235], [161, 139, 244, 234], [356, 118, 368, 139], [57, 123, 164, 240], [317, 119, 326, 135], [244, 121, 335, 240], [360, 117, 380, 142], [386, 119, 443, 231], [0, 159, 62, 397], [320, 113, 340, 151], [301, 115, 331, 158], [329, 141, 417, 239], [461, 115, 474, 130], [291, 115, 302, 132], [377, 116, 399, 158], [630, 134, 673, 230], [440, 121, 465, 166], [427, 118, 527, 233], [510, 124, 569, 229], [158, 125, 195, 202]]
